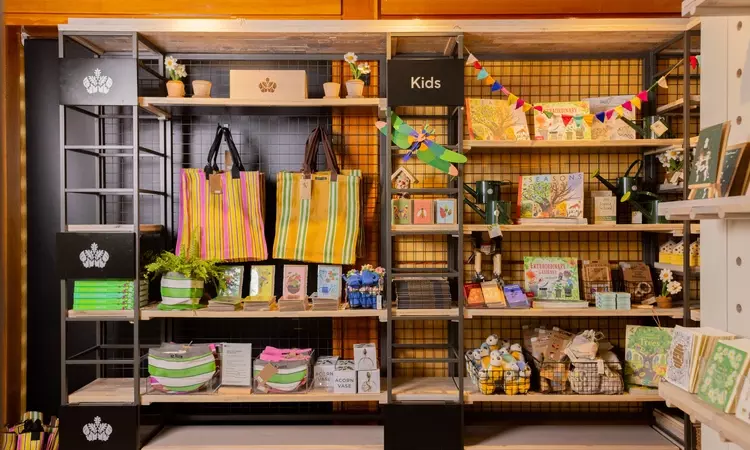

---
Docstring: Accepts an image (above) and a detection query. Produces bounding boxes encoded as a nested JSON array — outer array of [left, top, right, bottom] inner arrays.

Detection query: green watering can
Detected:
[[464, 180, 512, 225], [622, 191, 666, 224], [592, 159, 643, 199]]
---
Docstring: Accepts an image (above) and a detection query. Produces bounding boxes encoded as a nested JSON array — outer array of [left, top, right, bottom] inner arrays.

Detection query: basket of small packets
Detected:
[[465, 334, 532, 396]]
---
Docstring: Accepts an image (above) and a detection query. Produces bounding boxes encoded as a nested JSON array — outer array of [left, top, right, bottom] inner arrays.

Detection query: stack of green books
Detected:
[[73, 280, 148, 311]]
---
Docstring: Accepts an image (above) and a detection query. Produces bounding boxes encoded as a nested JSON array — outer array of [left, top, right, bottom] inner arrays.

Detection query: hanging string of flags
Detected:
[[465, 50, 700, 125]]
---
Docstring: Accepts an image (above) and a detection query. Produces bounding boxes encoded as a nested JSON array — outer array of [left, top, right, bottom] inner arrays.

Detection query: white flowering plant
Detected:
[[344, 53, 370, 80], [165, 56, 187, 81], [658, 149, 684, 185]]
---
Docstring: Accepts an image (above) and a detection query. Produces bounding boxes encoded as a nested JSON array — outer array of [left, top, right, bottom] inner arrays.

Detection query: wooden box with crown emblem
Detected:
[[229, 70, 308, 101]]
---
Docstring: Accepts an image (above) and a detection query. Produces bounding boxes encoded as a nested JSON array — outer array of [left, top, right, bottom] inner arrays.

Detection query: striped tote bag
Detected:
[[148, 344, 217, 393], [273, 127, 361, 265], [159, 272, 204, 310], [0, 433, 15, 450], [176, 125, 267, 262]]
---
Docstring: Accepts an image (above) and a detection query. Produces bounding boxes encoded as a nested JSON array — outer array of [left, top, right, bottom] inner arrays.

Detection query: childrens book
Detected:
[[688, 121, 730, 197], [249, 265, 275, 300], [692, 328, 736, 393], [518, 173, 584, 219], [523, 256, 580, 301], [480, 281, 506, 308], [218, 266, 245, 299], [503, 284, 530, 308], [282, 265, 308, 300], [666, 325, 699, 392], [533, 101, 591, 141], [317, 265, 342, 300], [391, 198, 412, 225], [581, 260, 612, 303], [412, 199, 434, 225], [625, 325, 673, 387], [697, 339, 750, 413], [584, 96, 636, 141], [465, 98, 530, 141], [463, 283, 485, 307], [736, 374, 750, 425], [435, 199, 457, 224]]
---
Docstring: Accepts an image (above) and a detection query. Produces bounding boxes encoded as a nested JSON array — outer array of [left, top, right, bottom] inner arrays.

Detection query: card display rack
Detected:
[[52, 19, 703, 450]]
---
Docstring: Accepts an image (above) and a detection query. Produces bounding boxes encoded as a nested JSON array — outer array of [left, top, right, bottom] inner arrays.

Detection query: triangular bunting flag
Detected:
[[516, 99, 525, 110], [631, 96, 642, 110], [500, 87, 510, 95], [484, 75, 495, 86], [696, 55, 701, 67], [490, 81, 502, 92], [637, 91, 649, 102], [533, 105, 544, 112], [473, 61, 482, 70], [544, 111, 554, 119], [477, 68, 489, 80], [574, 116, 583, 127], [595, 112, 606, 123], [508, 94, 519, 107], [690, 55, 698, 70], [583, 114, 594, 127], [622, 101, 633, 112], [606, 109, 615, 120], [522, 102, 533, 112], [466, 53, 478, 67], [657, 76, 668, 89], [561, 115, 573, 126], [614, 105, 625, 117]]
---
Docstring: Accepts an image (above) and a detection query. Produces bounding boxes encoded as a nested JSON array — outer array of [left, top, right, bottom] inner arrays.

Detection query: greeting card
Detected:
[[317, 265, 342, 300], [249, 265, 275, 300], [283, 265, 308, 300]]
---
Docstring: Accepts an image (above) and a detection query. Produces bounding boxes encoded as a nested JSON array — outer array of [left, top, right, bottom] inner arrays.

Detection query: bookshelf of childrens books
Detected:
[[50, 18, 706, 450]]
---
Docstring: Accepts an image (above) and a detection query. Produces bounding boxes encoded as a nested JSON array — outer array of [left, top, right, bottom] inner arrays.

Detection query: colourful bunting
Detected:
[[522, 102, 533, 112], [696, 55, 702, 67], [622, 101, 633, 112], [595, 112, 606, 123], [583, 114, 594, 127], [614, 105, 625, 117], [606, 110, 615, 120], [477, 68, 489, 80], [533, 105, 544, 112], [484, 75, 495, 86], [561, 115, 573, 126], [501, 87, 510, 95], [473, 61, 482, 70], [516, 99, 525, 110], [657, 77, 668, 89], [508, 94, 519, 108], [637, 91, 649, 102], [574, 116, 583, 127], [544, 111, 554, 119], [690, 55, 698, 70], [631, 97, 641, 110], [490, 81, 503, 92], [466, 53, 478, 67]]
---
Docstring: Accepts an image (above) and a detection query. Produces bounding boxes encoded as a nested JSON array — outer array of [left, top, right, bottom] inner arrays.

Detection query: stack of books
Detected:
[[73, 280, 148, 311], [242, 297, 275, 312], [207, 297, 242, 311], [395, 280, 452, 309], [278, 297, 308, 312], [311, 293, 339, 311]]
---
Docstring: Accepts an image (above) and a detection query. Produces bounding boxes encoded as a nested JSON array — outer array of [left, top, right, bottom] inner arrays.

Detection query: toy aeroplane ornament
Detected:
[[376, 112, 467, 176]]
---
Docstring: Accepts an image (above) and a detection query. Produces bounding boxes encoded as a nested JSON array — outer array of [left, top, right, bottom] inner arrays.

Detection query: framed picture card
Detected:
[[688, 121, 730, 198], [317, 265, 342, 299], [218, 266, 245, 299], [249, 265, 275, 299], [391, 198, 412, 225], [412, 199, 434, 225], [718, 142, 750, 197], [435, 199, 457, 224], [282, 265, 308, 300]]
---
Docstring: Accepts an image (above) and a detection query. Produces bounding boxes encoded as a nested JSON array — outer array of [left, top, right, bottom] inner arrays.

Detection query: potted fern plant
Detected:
[[145, 251, 227, 311]]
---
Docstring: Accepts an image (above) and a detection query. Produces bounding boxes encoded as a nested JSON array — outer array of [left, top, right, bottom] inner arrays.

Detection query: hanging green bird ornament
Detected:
[[376, 112, 467, 176]]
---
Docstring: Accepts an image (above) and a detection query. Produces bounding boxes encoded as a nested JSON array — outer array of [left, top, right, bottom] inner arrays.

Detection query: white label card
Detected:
[[221, 343, 253, 386]]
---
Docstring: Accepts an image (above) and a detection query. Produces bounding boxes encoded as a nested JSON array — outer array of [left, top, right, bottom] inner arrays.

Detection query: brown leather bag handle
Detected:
[[302, 126, 340, 181]]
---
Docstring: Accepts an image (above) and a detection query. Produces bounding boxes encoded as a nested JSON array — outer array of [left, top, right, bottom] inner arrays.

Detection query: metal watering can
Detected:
[[463, 180, 512, 225], [592, 159, 643, 199], [621, 191, 666, 224]]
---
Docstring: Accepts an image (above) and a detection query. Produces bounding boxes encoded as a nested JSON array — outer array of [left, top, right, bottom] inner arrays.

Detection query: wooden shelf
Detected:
[[391, 377, 460, 402], [659, 196, 750, 221], [656, 96, 700, 114], [466, 390, 663, 403], [682, 0, 750, 16], [659, 381, 750, 449], [67, 309, 135, 320], [464, 307, 686, 319], [66, 224, 165, 233], [463, 224, 700, 234], [140, 305, 386, 321], [140, 97, 386, 119], [391, 224, 459, 235], [142, 385, 385, 405], [653, 262, 700, 275], [392, 308, 460, 319], [465, 138, 685, 151], [465, 424, 678, 449], [142, 425, 384, 450], [691, 309, 701, 321], [68, 378, 146, 404]]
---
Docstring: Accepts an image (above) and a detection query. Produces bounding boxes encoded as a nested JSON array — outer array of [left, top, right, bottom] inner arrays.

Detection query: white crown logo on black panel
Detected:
[[83, 68, 113, 95], [80, 243, 110, 269], [82, 416, 113, 442]]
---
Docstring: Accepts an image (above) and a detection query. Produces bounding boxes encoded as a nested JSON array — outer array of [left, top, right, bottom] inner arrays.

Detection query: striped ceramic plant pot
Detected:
[[160, 272, 204, 310]]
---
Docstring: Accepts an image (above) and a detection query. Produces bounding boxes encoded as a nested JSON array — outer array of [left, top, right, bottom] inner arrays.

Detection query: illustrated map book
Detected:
[[625, 325, 673, 387], [465, 97, 530, 141], [697, 338, 750, 413], [523, 256, 580, 301], [518, 173, 584, 220]]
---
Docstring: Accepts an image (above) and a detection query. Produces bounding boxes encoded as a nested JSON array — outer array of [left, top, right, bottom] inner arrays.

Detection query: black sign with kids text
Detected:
[[387, 59, 464, 107]]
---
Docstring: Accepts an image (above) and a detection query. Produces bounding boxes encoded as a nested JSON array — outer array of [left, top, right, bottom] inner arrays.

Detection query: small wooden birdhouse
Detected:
[[659, 240, 676, 264], [690, 238, 700, 266], [391, 167, 418, 190], [670, 240, 685, 265]]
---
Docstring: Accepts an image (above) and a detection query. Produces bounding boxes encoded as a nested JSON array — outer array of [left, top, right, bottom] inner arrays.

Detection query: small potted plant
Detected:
[[657, 149, 684, 186], [164, 56, 188, 98], [145, 251, 227, 310], [657, 269, 682, 308], [343, 52, 370, 98]]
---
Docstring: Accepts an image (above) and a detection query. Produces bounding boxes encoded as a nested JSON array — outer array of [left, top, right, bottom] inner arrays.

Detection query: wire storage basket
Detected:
[[532, 356, 625, 395], [466, 350, 532, 396]]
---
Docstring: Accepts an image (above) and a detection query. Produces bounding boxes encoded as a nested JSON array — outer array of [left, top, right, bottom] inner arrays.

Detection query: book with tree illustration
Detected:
[[523, 256, 580, 301], [518, 172, 584, 219], [465, 98, 530, 141], [625, 325, 673, 387]]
